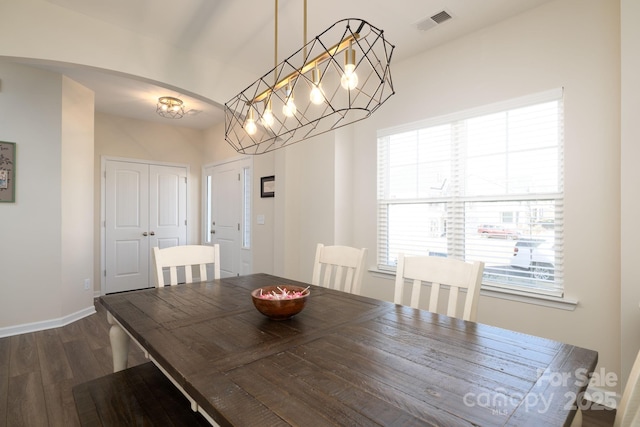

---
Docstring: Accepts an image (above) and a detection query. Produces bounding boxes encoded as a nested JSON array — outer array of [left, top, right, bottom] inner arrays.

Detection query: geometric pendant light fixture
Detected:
[[224, 1, 395, 155]]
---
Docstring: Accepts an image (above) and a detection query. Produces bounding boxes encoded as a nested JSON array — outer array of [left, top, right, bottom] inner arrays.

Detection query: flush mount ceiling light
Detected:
[[224, 0, 395, 155], [156, 96, 185, 119]]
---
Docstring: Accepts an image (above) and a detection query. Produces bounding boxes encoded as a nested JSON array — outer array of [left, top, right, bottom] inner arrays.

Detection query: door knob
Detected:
[[142, 232, 148, 236], [211, 230, 215, 234], [150, 231, 155, 236]]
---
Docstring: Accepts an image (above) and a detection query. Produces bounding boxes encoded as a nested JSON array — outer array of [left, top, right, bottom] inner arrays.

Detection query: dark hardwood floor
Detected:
[[0, 300, 147, 427], [0, 299, 617, 426], [580, 403, 617, 427]]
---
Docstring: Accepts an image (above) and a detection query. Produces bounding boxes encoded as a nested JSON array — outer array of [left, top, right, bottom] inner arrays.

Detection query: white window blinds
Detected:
[[377, 89, 564, 297]]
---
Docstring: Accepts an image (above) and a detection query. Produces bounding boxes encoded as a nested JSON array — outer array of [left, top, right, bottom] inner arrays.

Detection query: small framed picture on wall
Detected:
[[261, 175, 275, 198], [0, 141, 16, 203]]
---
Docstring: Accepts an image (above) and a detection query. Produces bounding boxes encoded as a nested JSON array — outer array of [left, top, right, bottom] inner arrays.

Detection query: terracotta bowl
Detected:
[[251, 285, 310, 320]]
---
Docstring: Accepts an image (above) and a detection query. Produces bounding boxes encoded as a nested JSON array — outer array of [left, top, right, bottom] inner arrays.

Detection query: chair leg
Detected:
[[107, 312, 130, 372]]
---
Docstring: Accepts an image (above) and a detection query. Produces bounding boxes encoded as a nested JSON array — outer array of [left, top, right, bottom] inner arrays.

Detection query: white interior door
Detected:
[[150, 164, 187, 250], [105, 161, 150, 293], [105, 160, 187, 293], [205, 158, 252, 277]]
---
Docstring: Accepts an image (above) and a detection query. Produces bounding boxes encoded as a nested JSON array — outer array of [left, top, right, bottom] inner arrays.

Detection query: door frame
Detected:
[[202, 156, 253, 277], [100, 156, 190, 295]]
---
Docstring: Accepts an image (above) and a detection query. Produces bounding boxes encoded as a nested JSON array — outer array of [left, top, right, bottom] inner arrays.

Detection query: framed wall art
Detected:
[[260, 175, 275, 198], [0, 141, 15, 203]]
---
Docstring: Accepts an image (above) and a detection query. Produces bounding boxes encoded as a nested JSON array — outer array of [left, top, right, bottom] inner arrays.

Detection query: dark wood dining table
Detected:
[[100, 273, 597, 426]]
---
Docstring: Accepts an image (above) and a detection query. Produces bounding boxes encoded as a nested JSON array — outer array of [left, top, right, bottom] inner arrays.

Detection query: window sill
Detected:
[[368, 268, 578, 311]]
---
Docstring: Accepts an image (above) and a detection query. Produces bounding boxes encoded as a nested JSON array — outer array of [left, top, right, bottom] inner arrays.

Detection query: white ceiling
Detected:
[[14, 0, 555, 130]]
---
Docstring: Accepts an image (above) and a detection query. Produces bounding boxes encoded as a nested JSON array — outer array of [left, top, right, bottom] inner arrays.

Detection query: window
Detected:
[[377, 89, 564, 297]]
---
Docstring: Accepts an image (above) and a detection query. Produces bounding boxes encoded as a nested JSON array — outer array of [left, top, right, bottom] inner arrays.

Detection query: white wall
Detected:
[[0, 63, 94, 330], [278, 133, 336, 281], [620, 0, 640, 387], [250, 151, 277, 275], [273, 127, 358, 280], [334, 126, 355, 246], [61, 76, 95, 315]]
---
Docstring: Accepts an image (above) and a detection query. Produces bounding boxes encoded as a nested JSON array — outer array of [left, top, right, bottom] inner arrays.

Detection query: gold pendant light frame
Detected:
[[224, 14, 395, 155]]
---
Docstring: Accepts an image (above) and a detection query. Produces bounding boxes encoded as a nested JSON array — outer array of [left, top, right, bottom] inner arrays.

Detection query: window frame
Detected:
[[376, 89, 565, 298]]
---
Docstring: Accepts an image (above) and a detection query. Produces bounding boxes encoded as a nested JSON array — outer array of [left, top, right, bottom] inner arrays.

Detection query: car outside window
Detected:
[[477, 224, 520, 239]]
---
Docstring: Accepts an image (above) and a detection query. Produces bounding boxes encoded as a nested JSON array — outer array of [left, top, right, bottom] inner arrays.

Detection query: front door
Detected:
[[204, 158, 252, 277], [104, 160, 187, 293]]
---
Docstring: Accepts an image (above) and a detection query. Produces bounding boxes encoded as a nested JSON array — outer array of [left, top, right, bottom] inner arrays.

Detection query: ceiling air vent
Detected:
[[415, 10, 453, 32]]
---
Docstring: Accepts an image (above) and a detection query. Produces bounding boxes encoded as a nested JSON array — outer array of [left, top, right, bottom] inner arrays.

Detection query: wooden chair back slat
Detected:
[[152, 244, 220, 287], [312, 243, 367, 295], [394, 254, 484, 322]]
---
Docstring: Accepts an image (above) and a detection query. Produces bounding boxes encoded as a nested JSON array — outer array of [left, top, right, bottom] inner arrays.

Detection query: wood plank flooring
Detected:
[[0, 299, 617, 426], [0, 301, 147, 427]]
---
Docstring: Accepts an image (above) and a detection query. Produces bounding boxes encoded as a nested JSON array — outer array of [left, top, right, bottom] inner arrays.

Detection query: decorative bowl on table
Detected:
[[251, 285, 310, 320]]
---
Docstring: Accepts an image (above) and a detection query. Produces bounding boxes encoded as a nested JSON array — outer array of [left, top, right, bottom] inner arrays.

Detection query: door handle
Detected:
[[150, 231, 155, 236], [142, 232, 148, 236], [211, 230, 215, 234]]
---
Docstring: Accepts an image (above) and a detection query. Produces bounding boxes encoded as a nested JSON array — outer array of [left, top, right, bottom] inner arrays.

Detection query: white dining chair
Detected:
[[615, 347, 640, 426], [152, 244, 220, 287], [311, 243, 367, 295], [571, 346, 640, 427], [393, 253, 484, 322]]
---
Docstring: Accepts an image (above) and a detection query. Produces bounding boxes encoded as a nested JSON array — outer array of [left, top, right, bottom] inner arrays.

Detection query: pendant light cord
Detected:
[[274, 0, 278, 85], [274, 0, 308, 82]]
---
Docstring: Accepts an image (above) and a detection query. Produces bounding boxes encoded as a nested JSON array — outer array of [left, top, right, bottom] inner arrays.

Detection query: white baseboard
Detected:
[[0, 304, 97, 338]]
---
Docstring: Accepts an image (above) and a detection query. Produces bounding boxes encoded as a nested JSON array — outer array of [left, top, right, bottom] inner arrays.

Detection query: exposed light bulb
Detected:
[[282, 84, 296, 117], [261, 99, 275, 127], [245, 109, 257, 135], [309, 86, 324, 105], [341, 45, 358, 90], [309, 67, 325, 105], [161, 104, 169, 111], [283, 98, 296, 117], [245, 119, 257, 135]]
